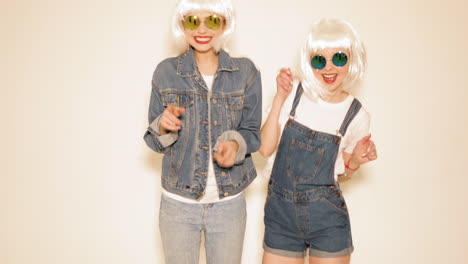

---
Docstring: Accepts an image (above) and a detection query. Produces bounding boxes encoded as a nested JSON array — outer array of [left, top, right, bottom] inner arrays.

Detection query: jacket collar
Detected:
[[176, 47, 239, 77]]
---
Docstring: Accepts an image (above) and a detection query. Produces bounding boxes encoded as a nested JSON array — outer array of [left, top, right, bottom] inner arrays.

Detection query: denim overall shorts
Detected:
[[263, 84, 362, 258]]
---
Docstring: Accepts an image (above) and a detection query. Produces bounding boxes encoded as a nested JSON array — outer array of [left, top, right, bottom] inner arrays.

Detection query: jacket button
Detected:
[[212, 99, 217, 104], [213, 120, 218, 126], [221, 172, 226, 176], [335, 192, 341, 198], [224, 192, 229, 197]]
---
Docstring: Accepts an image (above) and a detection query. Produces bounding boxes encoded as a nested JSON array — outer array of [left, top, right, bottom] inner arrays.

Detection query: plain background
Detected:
[[2, 0, 468, 263]]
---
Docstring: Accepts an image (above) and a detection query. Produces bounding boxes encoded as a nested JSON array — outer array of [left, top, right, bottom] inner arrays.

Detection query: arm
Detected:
[[238, 66, 263, 154], [214, 64, 263, 167], [258, 68, 293, 157], [143, 77, 184, 153]]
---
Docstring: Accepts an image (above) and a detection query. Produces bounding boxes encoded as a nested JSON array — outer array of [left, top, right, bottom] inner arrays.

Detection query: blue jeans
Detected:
[[159, 193, 246, 263]]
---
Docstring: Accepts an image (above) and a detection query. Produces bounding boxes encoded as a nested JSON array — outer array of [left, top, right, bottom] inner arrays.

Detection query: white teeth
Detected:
[[323, 74, 336, 79], [195, 37, 211, 41]]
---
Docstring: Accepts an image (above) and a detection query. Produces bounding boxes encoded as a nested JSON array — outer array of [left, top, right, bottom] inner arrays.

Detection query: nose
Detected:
[[196, 22, 208, 33], [324, 59, 334, 71]]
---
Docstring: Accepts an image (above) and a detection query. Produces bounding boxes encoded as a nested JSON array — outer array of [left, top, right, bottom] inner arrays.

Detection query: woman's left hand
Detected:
[[214, 140, 239, 168], [350, 134, 378, 166]]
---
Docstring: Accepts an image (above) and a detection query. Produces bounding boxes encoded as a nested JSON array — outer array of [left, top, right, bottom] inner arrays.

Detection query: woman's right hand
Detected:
[[276, 68, 294, 102], [159, 105, 185, 134]]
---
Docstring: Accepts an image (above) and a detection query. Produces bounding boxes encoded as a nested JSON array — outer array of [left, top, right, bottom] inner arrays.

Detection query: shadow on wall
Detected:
[[144, 149, 163, 174], [339, 167, 371, 193], [143, 149, 164, 262]]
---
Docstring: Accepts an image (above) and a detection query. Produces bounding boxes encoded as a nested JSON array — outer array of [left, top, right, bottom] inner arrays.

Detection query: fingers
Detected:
[[160, 105, 185, 132], [215, 142, 227, 157], [276, 68, 293, 95], [352, 133, 377, 166], [360, 140, 378, 161], [214, 141, 236, 168], [213, 145, 224, 164], [277, 77, 290, 88], [366, 140, 378, 160], [278, 68, 293, 80], [278, 68, 293, 85], [356, 134, 372, 156], [167, 105, 185, 117]]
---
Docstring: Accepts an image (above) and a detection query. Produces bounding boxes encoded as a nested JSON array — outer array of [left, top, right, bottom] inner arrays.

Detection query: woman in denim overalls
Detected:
[[143, 0, 262, 263], [259, 19, 377, 264]]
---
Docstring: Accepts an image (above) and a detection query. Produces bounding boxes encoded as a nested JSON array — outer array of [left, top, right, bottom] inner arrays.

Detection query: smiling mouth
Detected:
[[322, 74, 337, 84], [194, 36, 212, 44]]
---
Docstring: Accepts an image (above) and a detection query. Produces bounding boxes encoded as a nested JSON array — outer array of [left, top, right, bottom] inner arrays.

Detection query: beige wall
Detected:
[[2, 0, 468, 263]]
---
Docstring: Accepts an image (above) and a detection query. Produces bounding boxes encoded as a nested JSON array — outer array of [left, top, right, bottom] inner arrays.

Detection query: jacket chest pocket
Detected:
[[162, 93, 194, 108], [161, 92, 194, 126], [224, 95, 244, 128]]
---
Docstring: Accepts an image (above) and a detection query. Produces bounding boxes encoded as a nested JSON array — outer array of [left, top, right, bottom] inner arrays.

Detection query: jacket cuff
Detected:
[[148, 115, 179, 148], [214, 130, 247, 164]]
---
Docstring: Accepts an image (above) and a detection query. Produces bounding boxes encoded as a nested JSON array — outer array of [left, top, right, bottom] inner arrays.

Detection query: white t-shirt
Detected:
[[264, 85, 370, 181], [162, 75, 240, 204]]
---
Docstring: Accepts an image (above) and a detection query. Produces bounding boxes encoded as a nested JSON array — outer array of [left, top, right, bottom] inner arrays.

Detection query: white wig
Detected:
[[299, 18, 367, 98], [172, 0, 236, 53]]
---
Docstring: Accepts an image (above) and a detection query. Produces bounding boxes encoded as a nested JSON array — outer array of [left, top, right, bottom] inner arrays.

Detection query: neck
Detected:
[[321, 89, 349, 103], [194, 48, 219, 76]]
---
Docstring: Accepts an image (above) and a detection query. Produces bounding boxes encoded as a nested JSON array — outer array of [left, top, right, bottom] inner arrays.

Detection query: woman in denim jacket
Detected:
[[259, 19, 377, 264], [143, 0, 261, 263]]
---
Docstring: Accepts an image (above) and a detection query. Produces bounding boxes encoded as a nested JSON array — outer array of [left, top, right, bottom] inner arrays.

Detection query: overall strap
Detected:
[[289, 83, 304, 118], [338, 98, 362, 136]]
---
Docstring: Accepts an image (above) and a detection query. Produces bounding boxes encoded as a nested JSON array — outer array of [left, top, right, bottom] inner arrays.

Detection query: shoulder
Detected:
[[153, 56, 178, 80], [235, 57, 258, 69], [348, 97, 371, 134], [342, 98, 371, 151], [231, 56, 260, 74], [227, 55, 261, 88], [354, 98, 371, 124]]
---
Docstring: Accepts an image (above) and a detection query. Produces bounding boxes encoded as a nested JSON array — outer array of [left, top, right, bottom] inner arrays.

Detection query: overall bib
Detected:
[[263, 84, 361, 258]]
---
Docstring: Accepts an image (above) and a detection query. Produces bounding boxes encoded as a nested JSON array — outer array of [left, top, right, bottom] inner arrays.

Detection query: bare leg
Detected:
[[262, 251, 305, 264], [309, 255, 350, 264]]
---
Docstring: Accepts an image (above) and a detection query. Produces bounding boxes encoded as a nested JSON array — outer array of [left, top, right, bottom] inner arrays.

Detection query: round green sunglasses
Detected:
[[311, 52, 348, 70], [183, 15, 223, 31]]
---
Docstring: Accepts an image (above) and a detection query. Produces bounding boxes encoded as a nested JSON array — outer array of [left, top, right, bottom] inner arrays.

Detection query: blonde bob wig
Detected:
[[299, 18, 367, 99], [172, 0, 236, 53]]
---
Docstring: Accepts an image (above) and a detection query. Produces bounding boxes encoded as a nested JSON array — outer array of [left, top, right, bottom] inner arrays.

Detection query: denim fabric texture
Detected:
[[144, 47, 262, 200], [263, 83, 361, 257], [159, 193, 246, 263]]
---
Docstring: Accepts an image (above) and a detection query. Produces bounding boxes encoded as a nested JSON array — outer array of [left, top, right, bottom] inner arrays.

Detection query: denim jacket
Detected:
[[144, 47, 262, 200]]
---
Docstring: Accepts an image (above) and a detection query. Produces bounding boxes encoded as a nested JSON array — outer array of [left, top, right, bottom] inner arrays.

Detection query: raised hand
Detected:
[[349, 134, 378, 167], [159, 104, 185, 134], [276, 68, 294, 102]]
